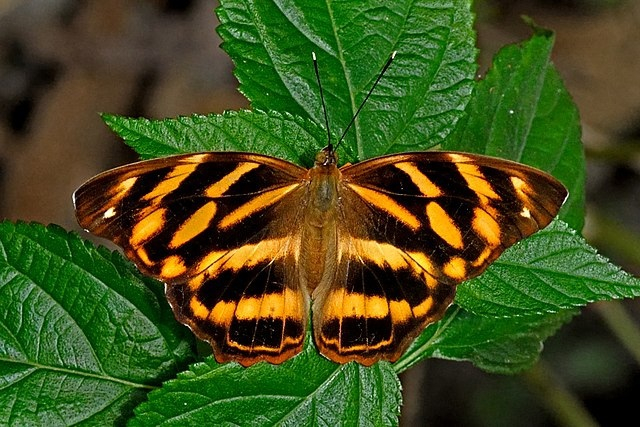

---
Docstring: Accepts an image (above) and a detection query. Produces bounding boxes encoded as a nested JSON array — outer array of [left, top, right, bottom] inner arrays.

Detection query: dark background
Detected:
[[1, 1, 638, 425]]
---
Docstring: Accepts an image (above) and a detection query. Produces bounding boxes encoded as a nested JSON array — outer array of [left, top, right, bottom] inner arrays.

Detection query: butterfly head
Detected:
[[316, 144, 338, 166]]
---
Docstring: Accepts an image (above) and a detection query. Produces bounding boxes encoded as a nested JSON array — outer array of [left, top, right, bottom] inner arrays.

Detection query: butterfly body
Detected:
[[74, 148, 567, 366], [300, 147, 341, 293]]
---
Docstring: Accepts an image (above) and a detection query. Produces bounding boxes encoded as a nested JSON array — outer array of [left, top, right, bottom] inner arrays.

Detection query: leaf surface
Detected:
[[456, 221, 640, 317], [217, 0, 477, 160], [130, 335, 401, 426], [0, 222, 194, 425]]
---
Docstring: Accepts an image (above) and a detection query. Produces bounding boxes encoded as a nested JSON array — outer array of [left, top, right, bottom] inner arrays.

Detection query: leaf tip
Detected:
[[521, 15, 555, 38]]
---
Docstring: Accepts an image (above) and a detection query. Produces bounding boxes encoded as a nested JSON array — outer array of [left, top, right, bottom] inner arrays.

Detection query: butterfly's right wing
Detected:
[[314, 151, 567, 365], [74, 152, 310, 366]]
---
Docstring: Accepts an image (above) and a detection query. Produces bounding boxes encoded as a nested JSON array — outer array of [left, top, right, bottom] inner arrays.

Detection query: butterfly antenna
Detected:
[[313, 52, 332, 150], [334, 51, 397, 152]]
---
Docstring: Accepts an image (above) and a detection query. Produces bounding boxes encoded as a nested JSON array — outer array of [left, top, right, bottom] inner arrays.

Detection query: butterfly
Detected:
[[74, 51, 567, 366], [73, 142, 567, 366]]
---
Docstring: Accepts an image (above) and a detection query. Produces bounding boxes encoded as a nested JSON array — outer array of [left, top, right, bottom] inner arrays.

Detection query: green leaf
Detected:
[[130, 333, 402, 427], [395, 220, 640, 373], [217, 0, 477, 160], [394, 307, 577, 374], [456, 221, 640, 317], [0, 222, 194, 425], [102, 110, 328, 166], [444, 27, 585, 230]]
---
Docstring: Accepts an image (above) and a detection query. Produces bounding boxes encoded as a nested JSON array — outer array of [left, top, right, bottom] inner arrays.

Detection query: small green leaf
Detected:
[[217, 0, 477, 160], [395, 307, 577, 374], [445, 27, 585, 230], [130, 333, 402, 426], [0, 222, 194, 425], [102, 110, 328, 166], [456, 220, 640, 317]]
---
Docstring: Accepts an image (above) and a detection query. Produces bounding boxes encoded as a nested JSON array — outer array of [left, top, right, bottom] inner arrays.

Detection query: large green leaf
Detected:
[[130, 333, 401, 426], [217, 0, 477, 160], [456, 221, 640, 317], [0, 222, 194, 425]]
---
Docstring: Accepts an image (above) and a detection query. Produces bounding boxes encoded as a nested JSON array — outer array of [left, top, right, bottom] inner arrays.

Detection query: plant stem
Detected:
[[521, 360, 598, 427], [595, 301, 640, 366]]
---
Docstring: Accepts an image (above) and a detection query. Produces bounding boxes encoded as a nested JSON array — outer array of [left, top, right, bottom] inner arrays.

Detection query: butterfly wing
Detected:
[[313, 151, 568, 365], [74, 152, 310, 366]]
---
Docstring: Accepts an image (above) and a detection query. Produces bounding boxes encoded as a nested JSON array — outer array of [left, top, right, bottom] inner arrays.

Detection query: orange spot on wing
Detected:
[[394, 162, 442, 197], [426, 202, 464, 249], [131, 208, 166, 246], [454, 160, 500, 203], [348, 184, 421, 230], [170, 201, 217, 248], [410, 296, 434, 318], [205, 162, 261, 197], [210, 300, 236, 327], [443, 256, 467, 281], [160, 255, 188, 279], [472, 206, 501, 246], [219, 185, 300, 230], [190, 298, 210, 320], [143, 163, 198, 202], [389, 299, 413, 323]]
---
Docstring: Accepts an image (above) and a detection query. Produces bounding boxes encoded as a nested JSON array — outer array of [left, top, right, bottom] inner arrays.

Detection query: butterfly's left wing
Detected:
[[74, 152, 310, 366], [313, 151, 568, 365]]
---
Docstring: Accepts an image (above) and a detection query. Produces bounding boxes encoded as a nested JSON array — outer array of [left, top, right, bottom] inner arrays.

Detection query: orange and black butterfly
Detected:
[[74, 53, 567, 366]]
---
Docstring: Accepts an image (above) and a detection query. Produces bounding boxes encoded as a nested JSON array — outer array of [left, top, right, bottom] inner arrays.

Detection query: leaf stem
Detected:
[[521, 360, 598, 427], [594, 301, 640, 366]]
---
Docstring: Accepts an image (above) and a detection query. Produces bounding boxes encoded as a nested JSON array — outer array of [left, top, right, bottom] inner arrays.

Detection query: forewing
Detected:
[[314, 151, 567, 365], [74, 152, 310, 366]]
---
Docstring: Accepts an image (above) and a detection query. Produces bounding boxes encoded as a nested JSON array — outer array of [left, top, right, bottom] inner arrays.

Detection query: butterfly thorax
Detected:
[[309, 146, 339, 213], [299, 147, 341, 292]]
